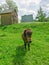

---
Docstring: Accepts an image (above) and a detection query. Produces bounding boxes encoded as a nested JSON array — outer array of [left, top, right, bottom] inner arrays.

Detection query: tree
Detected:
[[0, 5, 2, 12], [36, 7, 46, 22], [1, 3, 9, 12], [6, 0, 18, 13]]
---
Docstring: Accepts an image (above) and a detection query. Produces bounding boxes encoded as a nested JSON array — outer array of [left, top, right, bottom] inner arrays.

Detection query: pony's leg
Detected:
[[28, 43, 30, 50], [24, 43, 26, 49]]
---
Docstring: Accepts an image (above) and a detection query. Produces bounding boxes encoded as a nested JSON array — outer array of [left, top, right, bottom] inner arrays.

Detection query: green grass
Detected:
[[0, 22, 49, 65]]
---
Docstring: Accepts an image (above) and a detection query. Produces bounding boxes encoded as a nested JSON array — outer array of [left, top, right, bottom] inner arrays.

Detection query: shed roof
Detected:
[[0, 9, 13, 15]]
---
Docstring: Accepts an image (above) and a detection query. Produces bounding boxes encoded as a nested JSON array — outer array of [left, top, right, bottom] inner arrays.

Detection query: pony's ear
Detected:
[[24, 30, 26, 37]]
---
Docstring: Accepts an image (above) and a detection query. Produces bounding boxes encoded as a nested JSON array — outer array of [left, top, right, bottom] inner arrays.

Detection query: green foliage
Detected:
[[36, 7, 46, 22], [0, 22, 49, 65], [46, 17, 49, 22]]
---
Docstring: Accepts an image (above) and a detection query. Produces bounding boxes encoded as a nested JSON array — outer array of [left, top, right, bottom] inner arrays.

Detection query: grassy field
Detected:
[[0, 22, 49, 65]]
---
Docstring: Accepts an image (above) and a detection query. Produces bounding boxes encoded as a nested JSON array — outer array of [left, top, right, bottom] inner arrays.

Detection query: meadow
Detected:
[[0, 22, 49, 65]]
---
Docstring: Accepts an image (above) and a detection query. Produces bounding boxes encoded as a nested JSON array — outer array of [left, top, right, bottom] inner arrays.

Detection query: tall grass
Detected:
[[0, 22, 49, 65]]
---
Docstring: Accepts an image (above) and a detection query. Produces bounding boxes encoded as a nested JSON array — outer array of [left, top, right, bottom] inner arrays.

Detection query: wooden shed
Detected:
[[0, 10, 18, 25]]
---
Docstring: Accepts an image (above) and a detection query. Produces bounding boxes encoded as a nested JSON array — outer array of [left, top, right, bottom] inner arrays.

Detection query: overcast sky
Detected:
[[0, 0, 49, 20]]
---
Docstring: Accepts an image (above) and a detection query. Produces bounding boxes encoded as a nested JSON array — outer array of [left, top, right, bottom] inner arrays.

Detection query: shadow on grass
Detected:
[[0, 34, 6, 37], [13, 45, 27, 65]]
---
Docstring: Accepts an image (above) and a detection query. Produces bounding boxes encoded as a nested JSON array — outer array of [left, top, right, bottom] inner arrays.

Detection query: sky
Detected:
[[0, 0, 49, 21]]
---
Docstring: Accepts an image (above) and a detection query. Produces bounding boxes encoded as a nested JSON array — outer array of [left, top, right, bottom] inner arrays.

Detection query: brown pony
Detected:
[[22, 29, 32, 50]]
